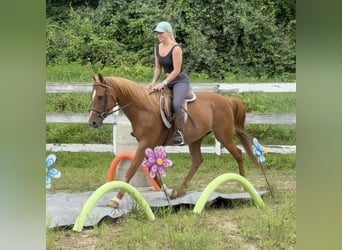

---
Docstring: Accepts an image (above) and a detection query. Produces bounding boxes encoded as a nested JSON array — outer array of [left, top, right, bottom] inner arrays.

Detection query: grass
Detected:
[[46, 63, 296, 83], [46, 91, 295, 114], [46, 152, 296, 249]]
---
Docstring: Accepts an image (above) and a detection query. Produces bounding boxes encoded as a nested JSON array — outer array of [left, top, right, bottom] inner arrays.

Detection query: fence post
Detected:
[[112, 109, 120, 154], [215, 139, 221, 156], [112, 120, 154, 190]]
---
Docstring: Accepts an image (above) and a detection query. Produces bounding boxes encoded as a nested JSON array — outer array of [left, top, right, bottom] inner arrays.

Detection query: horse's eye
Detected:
[[97, 96, 104, 101]]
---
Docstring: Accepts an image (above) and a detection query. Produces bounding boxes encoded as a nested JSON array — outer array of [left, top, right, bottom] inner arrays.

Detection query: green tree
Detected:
[[46, 0, 296, 78]]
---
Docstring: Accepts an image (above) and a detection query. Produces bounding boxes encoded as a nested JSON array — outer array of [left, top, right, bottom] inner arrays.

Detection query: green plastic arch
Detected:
[[72, 181, 155, 232], [193, 173, 265, 214]]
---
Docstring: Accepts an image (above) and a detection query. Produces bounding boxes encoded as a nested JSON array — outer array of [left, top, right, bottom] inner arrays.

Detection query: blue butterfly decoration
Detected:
[[46, 154, 61, 189], [252, 138, 267, 164]]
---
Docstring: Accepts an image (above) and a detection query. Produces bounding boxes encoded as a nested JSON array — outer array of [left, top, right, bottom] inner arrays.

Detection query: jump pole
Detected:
[[72, 181, 155, 232], [193, 173, 265, 214]]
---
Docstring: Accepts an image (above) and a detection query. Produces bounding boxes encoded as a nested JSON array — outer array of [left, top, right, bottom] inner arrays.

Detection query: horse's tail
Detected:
[[229, 97, 260, 168]]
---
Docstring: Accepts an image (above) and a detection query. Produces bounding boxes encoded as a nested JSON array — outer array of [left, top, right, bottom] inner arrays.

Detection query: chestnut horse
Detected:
[[88, 73, 260, 207]]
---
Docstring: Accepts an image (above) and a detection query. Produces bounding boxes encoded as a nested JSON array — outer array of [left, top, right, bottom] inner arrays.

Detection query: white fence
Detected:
[[46, 82, 296, 154]]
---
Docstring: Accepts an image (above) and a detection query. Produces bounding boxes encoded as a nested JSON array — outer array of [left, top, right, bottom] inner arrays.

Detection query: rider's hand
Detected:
[[146, 82, 155, 89], [152, 83, 164, 91]]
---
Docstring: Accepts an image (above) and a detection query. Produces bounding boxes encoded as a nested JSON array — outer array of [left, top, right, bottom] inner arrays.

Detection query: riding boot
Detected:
[[173, 113, 185, 146]]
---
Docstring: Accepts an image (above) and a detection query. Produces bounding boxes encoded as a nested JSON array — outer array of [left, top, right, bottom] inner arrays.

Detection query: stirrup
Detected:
[[173, 130, 185, 146]]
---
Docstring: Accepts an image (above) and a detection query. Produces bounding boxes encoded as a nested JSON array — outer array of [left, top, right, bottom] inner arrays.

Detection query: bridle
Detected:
[[90, 80, 132, 121]]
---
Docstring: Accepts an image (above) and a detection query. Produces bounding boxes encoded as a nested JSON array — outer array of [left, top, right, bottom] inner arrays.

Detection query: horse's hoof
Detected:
[[169, 190, 186, 199], [106, 197, 121, 208], [169, 190, 178, 199]]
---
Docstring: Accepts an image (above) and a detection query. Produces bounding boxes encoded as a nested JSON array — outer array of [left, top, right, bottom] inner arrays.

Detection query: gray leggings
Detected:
[[168, 81, 190, 114]]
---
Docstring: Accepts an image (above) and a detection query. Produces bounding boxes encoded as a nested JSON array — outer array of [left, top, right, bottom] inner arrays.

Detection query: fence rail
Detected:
[[46, 112, 296, 125], [46, 82, 296, 93], [46, 143, 296, 154], [46, 82, 296, 154]]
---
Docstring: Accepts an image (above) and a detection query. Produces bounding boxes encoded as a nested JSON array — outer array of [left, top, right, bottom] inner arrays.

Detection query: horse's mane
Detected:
[[105, 77, 159, 114]]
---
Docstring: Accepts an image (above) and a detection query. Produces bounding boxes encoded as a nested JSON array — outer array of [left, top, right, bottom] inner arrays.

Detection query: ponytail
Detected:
[[169, 31, 176, 42]]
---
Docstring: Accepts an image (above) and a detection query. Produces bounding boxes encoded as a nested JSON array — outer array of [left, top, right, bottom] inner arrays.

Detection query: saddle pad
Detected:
[[160, 88, 197, 128]]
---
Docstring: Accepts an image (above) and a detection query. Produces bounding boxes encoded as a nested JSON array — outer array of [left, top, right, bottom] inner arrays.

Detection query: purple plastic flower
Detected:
[[142, 146, 173, 178], [46, 154, 61, 189]]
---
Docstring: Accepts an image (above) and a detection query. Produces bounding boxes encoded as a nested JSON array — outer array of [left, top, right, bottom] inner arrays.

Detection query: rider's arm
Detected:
[[151, 47, 161, 84]]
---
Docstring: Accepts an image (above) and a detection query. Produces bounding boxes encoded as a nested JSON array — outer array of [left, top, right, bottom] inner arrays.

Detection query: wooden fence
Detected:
[[46, 82, 296, 154]]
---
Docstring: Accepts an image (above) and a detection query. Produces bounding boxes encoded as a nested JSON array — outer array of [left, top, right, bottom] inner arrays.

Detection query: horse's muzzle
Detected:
[[88, 117, 103, 128], [89, 121, 99, 128]]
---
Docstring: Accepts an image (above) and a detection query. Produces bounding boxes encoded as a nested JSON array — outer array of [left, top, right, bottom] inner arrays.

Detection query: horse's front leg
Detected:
[[170, 139, 203, 199], [106, 141, 153, 208]]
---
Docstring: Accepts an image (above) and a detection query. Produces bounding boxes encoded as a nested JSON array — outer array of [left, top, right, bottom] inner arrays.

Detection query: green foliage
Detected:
[[46, 0, 296, 79], [47, 63, 296, 83], [46, 93, 90, 113], [221, 1, 291, 77], [46, 62, 100, 81], [47, 63, 154, 82], [229, 92, 296, 113], [46, 124, 112, 144], [246, 125, 296, 145]]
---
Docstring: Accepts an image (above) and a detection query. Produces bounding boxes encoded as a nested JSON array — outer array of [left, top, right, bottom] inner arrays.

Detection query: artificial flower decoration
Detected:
[[46, 154, 61, 189], [253, 138, 268, 164], [142, 146, 173, 178]]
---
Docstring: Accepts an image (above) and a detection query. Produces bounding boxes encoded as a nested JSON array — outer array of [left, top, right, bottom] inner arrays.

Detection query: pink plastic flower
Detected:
[[142, 146, 173, 178]]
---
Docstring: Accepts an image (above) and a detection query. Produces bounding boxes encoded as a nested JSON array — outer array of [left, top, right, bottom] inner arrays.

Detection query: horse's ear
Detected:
[[92, 74, 97, 82], [98, 73, 105, 84]]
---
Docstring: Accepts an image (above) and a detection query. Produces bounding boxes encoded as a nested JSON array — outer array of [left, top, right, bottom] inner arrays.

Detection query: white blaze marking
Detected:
[[89, 89, 97, 119]]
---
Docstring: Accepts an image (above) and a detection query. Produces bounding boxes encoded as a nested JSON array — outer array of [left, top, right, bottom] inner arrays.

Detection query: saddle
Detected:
[[160, 87, 197, 128]]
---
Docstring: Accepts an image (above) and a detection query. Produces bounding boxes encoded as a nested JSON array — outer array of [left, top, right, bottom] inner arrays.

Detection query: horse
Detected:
[[88, 73, 260, 207]]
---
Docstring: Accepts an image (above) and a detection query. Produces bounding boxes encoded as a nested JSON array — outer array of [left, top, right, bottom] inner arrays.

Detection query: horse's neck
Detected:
[[117, 97, 133, 108], [109, 78, 158, 120], [121, 104, 135, 119], [118, 95, 157, 127], [117, 93, 141, 120]]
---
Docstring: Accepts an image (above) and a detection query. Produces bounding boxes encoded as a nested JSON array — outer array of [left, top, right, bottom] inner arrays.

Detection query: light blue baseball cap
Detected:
[[154, 21, 173, 32]]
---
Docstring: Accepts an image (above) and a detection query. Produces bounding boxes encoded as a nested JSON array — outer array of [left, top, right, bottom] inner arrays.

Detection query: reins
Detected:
[[110, 102, 133, 115]]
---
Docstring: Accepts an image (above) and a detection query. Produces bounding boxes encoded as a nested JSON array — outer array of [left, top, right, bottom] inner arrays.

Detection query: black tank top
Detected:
[[156, 44, 184, 74]]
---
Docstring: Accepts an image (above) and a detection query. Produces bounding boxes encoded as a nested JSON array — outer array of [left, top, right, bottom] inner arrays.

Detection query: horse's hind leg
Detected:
[[170, 139, 203, 199], [215, 132, 245, 177]]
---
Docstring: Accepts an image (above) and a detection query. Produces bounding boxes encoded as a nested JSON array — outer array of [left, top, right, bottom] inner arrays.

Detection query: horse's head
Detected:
[[88, 73, 117, 128]]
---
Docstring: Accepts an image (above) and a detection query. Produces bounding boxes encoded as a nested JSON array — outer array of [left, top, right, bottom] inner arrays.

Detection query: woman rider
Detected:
[[146, 21, 190, 146]]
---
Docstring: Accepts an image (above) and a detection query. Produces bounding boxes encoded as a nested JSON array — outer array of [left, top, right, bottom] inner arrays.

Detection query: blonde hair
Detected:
[[168, 31, 176, 42]]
